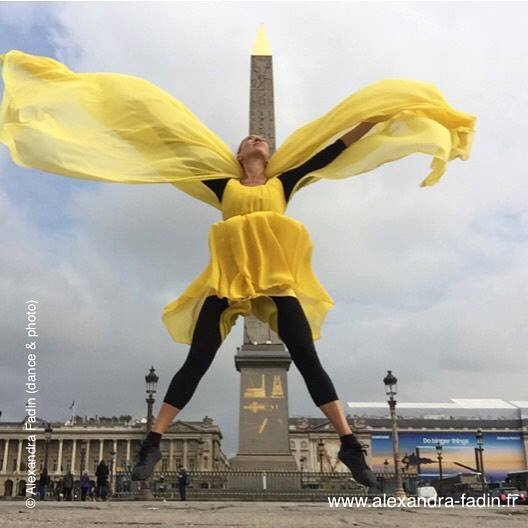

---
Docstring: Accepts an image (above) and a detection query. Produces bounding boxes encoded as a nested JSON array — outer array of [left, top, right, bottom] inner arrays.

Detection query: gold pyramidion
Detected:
[[251, 23, 272, 56]]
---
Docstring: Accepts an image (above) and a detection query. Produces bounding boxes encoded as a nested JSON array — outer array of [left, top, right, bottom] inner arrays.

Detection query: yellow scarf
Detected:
[[0, 50, 476, 210]]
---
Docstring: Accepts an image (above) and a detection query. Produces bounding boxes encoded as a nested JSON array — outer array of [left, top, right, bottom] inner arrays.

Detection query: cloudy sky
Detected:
[[1, 1, 527, 457]]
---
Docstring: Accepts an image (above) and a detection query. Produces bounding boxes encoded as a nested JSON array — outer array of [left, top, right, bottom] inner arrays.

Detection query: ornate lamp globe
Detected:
[[383, 370, 398, 397], [145, 366, 159, 395]]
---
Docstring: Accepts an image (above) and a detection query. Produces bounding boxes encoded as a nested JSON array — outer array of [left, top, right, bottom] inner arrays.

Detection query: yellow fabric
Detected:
[[162, 177, 334, 344], [0, 50, 477, 345], [0, 50, 241, 210]]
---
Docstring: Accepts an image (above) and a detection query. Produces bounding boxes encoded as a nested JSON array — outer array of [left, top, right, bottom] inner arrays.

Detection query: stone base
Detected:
[[228, 453, 299, 471]]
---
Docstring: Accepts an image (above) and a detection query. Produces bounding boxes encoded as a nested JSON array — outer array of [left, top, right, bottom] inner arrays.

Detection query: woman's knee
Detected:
[[291, 348, 326, 377]]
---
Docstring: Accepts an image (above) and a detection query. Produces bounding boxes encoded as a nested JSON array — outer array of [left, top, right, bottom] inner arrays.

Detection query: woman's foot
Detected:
[[338, 433, 379, 488], [131, 432, 162, 481]]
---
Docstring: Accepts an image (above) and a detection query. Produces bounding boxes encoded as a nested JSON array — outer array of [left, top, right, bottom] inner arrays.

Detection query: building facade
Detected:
[[0, 415, 229, 497], [287, 399, 528, 481], [3, 398, 526, 497]]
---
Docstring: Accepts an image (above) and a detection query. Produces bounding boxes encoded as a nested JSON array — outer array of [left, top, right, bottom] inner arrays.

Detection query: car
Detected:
[[489, 487, 527, 505], [416, 485, 437, 499]]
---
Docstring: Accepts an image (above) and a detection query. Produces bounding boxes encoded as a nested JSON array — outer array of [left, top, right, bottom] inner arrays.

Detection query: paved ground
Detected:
[[0, 500, 527, 527]]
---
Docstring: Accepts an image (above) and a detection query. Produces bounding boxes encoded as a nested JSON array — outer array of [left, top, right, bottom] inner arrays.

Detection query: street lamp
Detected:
[[44, 423, 53, 471], [383, 370, 406, 499], [435, 443, 443, 495], [109, 449, 116, 497], [300, 456, 306, 474], [145, 366, 159, 432], [382, 459, 389, 493], [318, 440, 325, 473], [137, 366, 159, 500], [80, 440, 86, 479], [476, 429, 486, 491], [197, 439, 205, 471]]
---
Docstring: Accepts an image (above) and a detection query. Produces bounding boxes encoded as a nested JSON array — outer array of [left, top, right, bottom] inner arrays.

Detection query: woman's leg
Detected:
[[270, 295, 378, 487], [319, 401, 353, 436], [151, 295, 229, 434], [132, 295, 229, 480], [270, 295, 351, 435]]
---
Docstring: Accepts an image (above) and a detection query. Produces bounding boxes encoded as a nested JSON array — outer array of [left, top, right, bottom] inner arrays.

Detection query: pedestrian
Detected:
[[38, 468, 50, 501], [80, 470, 90, 501], [158, 475, 166, 497], [88, 480, 96, 501], [95, 460, 109, 501], [62, 470, 74, 501], [55, 478, 63, 501], [177, 466, 189, 501], [48, 479, 55, 500]]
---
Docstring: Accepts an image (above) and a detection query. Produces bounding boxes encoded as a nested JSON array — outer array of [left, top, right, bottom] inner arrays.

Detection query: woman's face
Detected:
[[237, 135, 270, 162]]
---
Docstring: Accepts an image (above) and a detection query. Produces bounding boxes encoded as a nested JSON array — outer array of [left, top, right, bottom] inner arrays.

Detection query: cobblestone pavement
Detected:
[[0, 500, 527, 527]]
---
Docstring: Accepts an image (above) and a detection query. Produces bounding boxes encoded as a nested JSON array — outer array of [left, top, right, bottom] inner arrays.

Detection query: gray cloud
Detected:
[[2, 2, 527, 457]]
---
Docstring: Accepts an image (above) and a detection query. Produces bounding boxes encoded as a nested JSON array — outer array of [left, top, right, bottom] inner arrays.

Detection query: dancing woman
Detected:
[[0, 50, 476, 489], [134, 124, 381, 487]]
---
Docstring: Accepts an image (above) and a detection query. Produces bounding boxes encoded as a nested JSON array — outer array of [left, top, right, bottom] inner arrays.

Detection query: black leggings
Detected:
[[163, 295, 339, 409]]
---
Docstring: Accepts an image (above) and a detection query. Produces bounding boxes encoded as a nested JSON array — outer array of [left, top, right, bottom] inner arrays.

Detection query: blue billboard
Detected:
[[371, 431, 525, 481]]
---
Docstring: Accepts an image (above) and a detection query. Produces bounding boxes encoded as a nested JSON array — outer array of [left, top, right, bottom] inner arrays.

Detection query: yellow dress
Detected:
[[162, 177, 334, 344]]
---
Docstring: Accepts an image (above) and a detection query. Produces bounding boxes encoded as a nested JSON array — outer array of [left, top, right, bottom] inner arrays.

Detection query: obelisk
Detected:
[[229, 25, 298, 470]]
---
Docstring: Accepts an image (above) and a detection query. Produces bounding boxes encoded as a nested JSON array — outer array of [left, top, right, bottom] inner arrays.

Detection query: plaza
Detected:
[[0, 499, 526, 528]]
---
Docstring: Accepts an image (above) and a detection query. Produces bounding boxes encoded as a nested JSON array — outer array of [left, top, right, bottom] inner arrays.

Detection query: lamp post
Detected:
[[109, 449, 116, 497], [318, 440, 325, 473], [476, 429, 486, 492], [197, 439, 205, 471], [300, 455, 306, 474], [80, 440, 86, 478], [44, 423, 53, 471], [382, 459, 389, 493], [145, 366, 159, 433], [383, 370, 406, 499], [137, 366, 159, 500], [435, 443, 443, 496]]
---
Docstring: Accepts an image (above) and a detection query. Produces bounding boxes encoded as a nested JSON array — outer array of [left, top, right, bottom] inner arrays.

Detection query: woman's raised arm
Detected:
[[339, 121, 379, 147]]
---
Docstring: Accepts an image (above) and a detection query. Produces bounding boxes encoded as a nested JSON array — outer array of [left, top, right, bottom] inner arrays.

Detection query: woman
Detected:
[[54, 478, 63, 501], [132, 124, 381, 488], [38, 467, 50, 500], [62, 470, 74, 501], [177, 466, 190, 501], [95, 460, 109, 501], [0, 50, 475, 489], [80, 470, 91, 501]]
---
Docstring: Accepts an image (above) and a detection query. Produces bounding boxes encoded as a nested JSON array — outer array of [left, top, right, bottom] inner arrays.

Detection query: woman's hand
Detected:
[[340, 121, 378, 147], [365, 114, 387, 123]]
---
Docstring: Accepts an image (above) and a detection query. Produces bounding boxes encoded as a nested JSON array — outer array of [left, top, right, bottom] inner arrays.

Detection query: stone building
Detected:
[[288, 399, 528, 481], [0, 414, 229, 497], [288, 416, 371, 474]]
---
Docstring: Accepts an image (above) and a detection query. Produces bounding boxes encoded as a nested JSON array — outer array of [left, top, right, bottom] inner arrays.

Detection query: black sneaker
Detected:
[[338, 438, 379, 488], [130, 441, 162, 481]]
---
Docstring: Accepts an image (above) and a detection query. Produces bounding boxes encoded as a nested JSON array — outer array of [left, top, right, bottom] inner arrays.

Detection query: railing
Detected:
[[112, 470, 411, 501]]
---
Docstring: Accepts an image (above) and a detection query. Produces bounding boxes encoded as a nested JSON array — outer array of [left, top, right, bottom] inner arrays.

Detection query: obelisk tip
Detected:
[[251, 23, 272, 56]]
